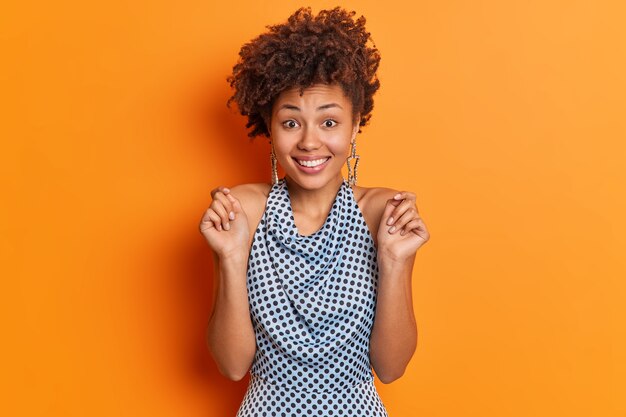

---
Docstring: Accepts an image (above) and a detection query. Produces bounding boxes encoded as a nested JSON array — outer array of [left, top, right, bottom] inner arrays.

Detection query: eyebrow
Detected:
[[278, 103, 343, 111]]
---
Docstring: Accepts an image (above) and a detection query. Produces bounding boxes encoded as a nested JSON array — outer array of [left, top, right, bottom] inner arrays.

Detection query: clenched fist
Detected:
[[376, 191, 430, 263], [199, 186, 250, 260]]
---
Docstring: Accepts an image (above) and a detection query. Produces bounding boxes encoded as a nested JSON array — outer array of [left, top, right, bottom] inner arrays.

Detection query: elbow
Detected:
[[209, 355, 251, 382], [221, 369, 248, 382], [377, 368, 405, 384], [371, 342, 416, 384], [206, 341, 251, 382], [211, 351, 250, 381]]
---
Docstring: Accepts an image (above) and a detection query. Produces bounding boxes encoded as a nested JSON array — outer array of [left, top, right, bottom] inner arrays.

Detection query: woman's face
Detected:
[[269, 83, 359, 190]]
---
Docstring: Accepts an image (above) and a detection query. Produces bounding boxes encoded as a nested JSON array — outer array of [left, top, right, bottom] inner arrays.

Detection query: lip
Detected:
[[292, 155, 331, 161], [292, 156, 331, 173]]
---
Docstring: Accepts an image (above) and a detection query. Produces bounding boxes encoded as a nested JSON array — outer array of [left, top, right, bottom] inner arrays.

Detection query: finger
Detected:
[[201, 209, 223, 231], [399, 218, 423, 236], [212, 191, 234, 213], [384, 198, 402, 226], [393, 191, 416, 201], [390, 206, 419, 233], [392, 191, 418, 209], [224, 198, 236, 220], [405, 220, 429, 240], [227, 193, 244, 215], [210, 185, 231, 199], [207, 210, 224, 231], [387, 191, 409, 225], [387, 198, 416, 226], [382, 199, 398, 233], [199, 213, 216, 232], [210, 199, 231, 231]]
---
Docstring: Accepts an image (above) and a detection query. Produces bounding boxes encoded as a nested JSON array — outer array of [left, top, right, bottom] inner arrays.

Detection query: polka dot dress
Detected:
[[236, 177, 389, 417]]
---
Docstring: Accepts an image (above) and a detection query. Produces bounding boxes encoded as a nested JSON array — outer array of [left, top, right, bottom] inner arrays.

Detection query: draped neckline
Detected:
[[283, 177, 348, 239]]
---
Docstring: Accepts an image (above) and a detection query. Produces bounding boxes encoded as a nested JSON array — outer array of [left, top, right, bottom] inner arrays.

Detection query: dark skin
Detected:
[[200, 83, 430, 382], [206, 182, 416, 253]]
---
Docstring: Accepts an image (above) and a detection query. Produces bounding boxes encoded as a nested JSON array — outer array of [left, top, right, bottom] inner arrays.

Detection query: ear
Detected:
[[351, 115, 360, 141], [263, 109, 272, 136]]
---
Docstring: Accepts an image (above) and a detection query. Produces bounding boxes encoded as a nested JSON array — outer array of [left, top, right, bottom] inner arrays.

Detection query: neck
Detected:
[[284, 174, 344, 217]]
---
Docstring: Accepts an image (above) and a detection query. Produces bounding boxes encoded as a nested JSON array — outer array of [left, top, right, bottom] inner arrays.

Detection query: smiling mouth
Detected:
[[293, 157, 331, 168]]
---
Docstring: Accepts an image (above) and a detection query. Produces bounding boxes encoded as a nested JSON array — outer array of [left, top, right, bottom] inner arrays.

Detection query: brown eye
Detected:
[[323, 119, 338, 128], [282, 120, 298, 129]]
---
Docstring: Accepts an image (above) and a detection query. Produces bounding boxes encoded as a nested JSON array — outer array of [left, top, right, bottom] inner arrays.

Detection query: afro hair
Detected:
[[226, 6, 381, 138]]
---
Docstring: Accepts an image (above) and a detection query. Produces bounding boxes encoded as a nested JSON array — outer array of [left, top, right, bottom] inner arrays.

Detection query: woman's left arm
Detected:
[[369, 190, 430, 384]]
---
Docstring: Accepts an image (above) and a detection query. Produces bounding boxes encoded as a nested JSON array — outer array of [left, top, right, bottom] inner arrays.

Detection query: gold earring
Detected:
[[346, 140, 359, 186], [270, 142, 279, 184]]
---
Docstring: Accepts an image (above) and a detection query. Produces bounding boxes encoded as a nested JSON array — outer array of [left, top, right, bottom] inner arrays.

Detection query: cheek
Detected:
[[272, 140, 293, 163], [274, 144, 289, 160], [324, 127, 352, 150]]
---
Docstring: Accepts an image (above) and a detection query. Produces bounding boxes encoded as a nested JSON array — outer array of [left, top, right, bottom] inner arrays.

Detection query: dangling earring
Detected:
[[346, 139, 360, 186], [270, 142, 279, 185]]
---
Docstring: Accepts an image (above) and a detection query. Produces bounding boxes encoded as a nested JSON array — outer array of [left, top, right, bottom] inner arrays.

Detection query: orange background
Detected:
[[1, 1, 625, 416]]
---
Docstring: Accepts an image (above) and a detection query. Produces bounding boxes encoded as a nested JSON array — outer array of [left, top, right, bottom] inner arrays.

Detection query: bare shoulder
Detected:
[[224, 182, 273, 245], [226, 182, 272, 213], [352, 184, 400, 244]]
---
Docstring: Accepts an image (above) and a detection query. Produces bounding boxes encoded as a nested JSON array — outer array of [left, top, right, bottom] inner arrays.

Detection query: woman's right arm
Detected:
[[200, 185, 258, 381], [206, 250, 256, 381]]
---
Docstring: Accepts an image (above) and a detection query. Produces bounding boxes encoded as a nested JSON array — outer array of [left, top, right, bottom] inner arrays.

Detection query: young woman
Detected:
[[199, 7, 430, 416]]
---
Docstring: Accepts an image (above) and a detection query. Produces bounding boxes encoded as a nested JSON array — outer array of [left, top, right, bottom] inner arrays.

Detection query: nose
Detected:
[[297, 125, 322, 151]]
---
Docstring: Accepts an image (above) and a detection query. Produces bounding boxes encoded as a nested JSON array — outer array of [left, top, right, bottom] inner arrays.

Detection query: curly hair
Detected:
[[226, 6, 381, 138]]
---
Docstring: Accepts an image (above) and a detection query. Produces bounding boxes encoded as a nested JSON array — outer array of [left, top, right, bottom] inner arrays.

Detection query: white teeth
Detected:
[[296, 158, 329, 167]]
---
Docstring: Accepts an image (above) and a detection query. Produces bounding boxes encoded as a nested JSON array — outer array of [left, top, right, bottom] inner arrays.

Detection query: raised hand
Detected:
[[199, 186, 250, 260], [376, 191, 430, 263]]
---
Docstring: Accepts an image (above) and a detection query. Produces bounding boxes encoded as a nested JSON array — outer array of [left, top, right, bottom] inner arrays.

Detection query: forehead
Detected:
[[274, 83, 351, 109]]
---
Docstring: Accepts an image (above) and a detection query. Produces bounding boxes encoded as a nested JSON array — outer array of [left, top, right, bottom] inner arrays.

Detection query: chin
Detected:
[[287, 171, 343, 190]]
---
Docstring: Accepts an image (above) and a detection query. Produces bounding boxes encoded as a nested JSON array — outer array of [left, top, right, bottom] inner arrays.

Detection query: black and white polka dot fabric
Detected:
[[236, 177, 389, 416]]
